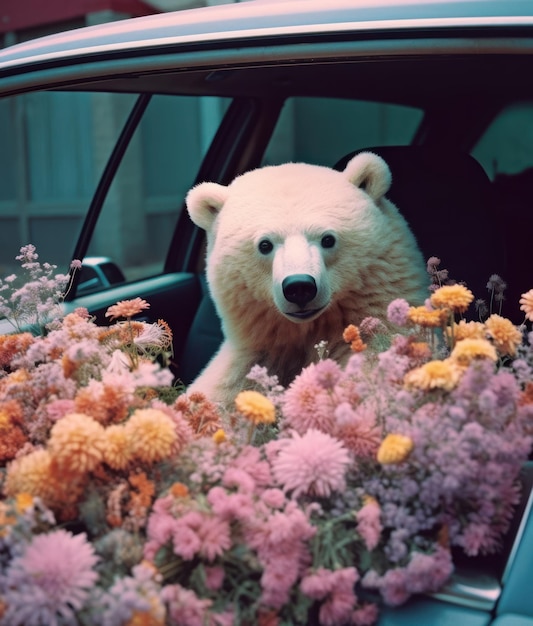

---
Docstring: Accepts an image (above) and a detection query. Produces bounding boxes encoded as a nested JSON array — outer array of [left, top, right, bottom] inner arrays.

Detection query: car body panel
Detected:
[[0, 0, 533, 77]]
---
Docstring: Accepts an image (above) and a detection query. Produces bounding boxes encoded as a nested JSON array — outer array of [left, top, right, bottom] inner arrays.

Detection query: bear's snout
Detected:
[[282, 274, 317, 306]]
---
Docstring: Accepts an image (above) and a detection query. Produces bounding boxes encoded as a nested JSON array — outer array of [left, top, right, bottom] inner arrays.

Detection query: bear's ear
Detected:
[[343, 152, 392, 202], [186, 182, 229, 231]]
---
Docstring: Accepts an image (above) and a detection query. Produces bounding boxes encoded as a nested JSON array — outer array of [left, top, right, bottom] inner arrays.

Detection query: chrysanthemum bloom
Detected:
[[450, 338, 498, 366], [3, 529, 98, 626], [519, 288, 533, 321], [0, 333, 34, 368], [485, 314, 522, 356], [377, 433, 414, 464], [343, 324, 367, 352], [105, 297, 150, 320], [5, 449, 83, 509], [102, 424, 133, 470], [126, 408, 179, 464], [407, 306, 448, 328], [430, 284, 474, 313], [452, 319, 486, 342], [272, 429, 350, 498], [48, 412, 106, 474], [235, 390, 276, 425], [75, 380, 133, 425], [404, 359, 462, 392]]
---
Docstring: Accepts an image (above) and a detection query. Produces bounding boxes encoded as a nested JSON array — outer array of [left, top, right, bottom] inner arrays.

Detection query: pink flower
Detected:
[[260, 557, 300, 608], [45, 398, 76, 421], [3, 530, 98, 626], [172, 523, 201, 560], [356, 498, 382, 551], [161, 584, 213, 626], [261, 488, 286, 509], [196, 515, 232, 562], [272, 429, 351, 498], [281, 364, 337, 433], [204, 565, 225, 591], [301, 568, 359, 626], [351, 603, 379, 626]]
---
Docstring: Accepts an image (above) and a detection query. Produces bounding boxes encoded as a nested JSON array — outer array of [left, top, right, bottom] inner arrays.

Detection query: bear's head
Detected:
[[186, 152, 419, 340]]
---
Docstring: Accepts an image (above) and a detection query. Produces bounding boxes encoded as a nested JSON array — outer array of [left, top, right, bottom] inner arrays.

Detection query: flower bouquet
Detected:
[[0, 247, 531, 626]]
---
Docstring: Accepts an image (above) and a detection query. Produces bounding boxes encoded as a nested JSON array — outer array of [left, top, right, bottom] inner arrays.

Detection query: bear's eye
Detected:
[[321, 234, 336, 249], [258, 239, 274, 255]]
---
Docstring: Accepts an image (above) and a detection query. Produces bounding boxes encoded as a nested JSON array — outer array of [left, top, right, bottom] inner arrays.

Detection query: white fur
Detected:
[[186, 152, 428, 407]]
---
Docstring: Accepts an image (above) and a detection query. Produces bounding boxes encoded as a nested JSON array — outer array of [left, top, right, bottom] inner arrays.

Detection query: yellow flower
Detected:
[[520, 289, 533, 321], [126, 409, 178, 464], [5, 450, 73, 504], [485, 314, 522, 356], [407, 306, 448, 328], [235, 391, 276, 425], [450, 338, 498, 366], [48, 413, 106, 475], [404, 359, 462, 392], [105, 297, 150, 320], [377, 434, 414, 465], [15, 493, 34, 514], [212, 429, 227, 444], [451, 319, 486, 342], [430, 284, 474, 313], [103, 424, 133, 470]]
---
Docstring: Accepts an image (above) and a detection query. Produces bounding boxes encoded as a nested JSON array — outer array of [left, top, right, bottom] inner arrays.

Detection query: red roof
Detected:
[[0, 0, 157, 35]]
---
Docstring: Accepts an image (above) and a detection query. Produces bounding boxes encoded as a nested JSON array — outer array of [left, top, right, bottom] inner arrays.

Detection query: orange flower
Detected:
[[169, 482, 189, 498], [4, 449, 85, 513], [126, 409, 178, 464], [404, 359, 462, 392], [212, 429, 227, 444], [105, 297, 150, 320], [450, 338, 498, 366], [343, 324, 367, 352], [485, 314, 522, 356], [452, 320, 486, 342], [430, 284, 474, 313], [377, 434, 414, 464], [48, 413, 106, 475], [519, 288, 533, 322], [407, 306, 448, 328], [102, 424, 132, 470], [0, 333, 34, 368]]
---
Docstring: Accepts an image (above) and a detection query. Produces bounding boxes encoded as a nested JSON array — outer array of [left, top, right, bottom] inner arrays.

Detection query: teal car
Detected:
[[0, 1, 533, 624]]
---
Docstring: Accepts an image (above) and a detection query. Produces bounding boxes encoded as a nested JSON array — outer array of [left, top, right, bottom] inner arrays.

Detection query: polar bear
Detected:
[[185, 152, 428, 407]]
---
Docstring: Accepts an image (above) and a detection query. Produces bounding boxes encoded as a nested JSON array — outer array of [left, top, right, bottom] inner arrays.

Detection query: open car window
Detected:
[[0, 90, 230, 291]]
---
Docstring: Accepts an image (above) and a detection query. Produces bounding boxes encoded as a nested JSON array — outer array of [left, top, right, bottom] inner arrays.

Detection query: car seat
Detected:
[[334, 146, 511, 320]]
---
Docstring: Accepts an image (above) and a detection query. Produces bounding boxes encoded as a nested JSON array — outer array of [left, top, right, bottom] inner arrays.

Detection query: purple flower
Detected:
[[386, 298, 410, 326], [3, 530, 98, 626]]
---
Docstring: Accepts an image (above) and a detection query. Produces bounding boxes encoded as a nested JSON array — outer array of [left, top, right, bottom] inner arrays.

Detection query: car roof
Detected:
[[0, 0, 532, 73]]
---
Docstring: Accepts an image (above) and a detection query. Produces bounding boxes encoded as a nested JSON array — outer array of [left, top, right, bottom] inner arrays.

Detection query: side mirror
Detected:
[[77, 257, 126, 296]]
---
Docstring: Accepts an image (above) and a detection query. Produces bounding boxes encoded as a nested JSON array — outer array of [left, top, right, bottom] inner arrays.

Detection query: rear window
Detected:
[[263, 97, 423, 167]]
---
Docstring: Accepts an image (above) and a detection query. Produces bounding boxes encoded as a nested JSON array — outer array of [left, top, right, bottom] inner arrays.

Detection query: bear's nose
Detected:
[[282, 274, 317, 306]]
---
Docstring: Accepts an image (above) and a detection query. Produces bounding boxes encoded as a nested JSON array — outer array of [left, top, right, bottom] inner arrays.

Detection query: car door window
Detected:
[[0, 91, 229, 290]]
